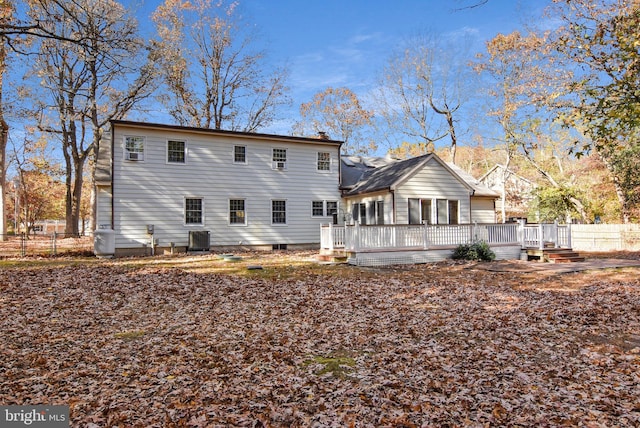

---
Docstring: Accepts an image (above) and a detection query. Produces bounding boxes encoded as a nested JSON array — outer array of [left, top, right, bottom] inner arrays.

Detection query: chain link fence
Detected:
[[0, 234, 94, 258]]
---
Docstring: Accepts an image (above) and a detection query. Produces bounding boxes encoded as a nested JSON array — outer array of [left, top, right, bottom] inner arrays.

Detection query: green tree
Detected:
[[475, 30, 590, 222], [553, 0, 640, 222]]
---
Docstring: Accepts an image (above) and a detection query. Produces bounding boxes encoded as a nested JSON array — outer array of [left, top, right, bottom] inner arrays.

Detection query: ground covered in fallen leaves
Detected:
[[1, 252, 639, 427]]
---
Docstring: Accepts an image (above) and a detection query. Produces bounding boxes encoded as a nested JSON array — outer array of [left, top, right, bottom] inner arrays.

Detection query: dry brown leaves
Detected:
[[1, 255, 639, 427]]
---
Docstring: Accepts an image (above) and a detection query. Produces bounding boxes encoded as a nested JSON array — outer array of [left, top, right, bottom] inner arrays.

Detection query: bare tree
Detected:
[[29, 0, 156, 235], [151, 0, 289, 132], [375, 33, 469, 162]]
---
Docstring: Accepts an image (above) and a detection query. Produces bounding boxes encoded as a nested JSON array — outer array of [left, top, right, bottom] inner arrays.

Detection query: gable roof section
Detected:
[[342, 154, 462, 196], [446, 162, 501, 198], [342, 154, 499, 198]]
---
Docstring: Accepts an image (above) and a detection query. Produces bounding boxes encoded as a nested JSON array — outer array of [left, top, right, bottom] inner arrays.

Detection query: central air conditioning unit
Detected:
[[188, 230, 210, 251]]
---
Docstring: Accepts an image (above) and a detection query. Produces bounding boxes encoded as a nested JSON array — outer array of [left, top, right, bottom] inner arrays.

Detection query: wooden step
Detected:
[[548, 256, 586, 263], [545, 248, 585, 263], [547, 251, 581, 259], [317, 252, 348, 263]]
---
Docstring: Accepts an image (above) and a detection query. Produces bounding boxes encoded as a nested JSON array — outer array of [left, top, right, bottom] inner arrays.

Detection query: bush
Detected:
[[452, 240, 496, 261]]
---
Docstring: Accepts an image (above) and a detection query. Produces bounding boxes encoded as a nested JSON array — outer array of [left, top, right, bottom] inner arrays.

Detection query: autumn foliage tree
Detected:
[[293, 87, 374, 155], [551, 0, 640, 222], [28, 0, 155, 235], [151, 0, 289, 132]]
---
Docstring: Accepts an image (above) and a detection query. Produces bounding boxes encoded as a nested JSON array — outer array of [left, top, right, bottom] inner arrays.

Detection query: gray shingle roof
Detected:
[[341, 154, 499, 198]]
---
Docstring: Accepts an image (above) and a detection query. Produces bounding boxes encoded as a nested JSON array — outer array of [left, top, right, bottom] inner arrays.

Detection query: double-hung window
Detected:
[[124, 136, 144, 161], [185, 198, 203, 225], [229, 199, 246, 225], [317, 152, 331, 171], [272, 200, 287, 224], [234, 146, 246, 164], [272, 148, 287, 170], [167, 140, 186, 163], [312, 201, 324, 216]]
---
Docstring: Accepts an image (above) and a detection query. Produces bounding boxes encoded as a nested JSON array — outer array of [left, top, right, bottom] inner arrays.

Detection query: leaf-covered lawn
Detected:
[[1, 253, 639, 427]]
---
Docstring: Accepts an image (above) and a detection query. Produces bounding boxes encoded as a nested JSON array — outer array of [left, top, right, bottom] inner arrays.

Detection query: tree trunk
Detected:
[[0, 42, 7, 241]]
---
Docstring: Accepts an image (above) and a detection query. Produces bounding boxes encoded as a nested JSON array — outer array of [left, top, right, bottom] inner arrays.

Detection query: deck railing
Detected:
[[321, 222, 529, 252], [321, 221, 571, 252]]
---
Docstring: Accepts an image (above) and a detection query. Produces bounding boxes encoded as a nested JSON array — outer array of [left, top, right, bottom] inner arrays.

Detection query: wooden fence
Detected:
[[570, 224, 640, 251]]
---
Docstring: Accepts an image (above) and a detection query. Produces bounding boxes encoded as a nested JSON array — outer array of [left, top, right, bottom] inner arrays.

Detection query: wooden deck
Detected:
[[320, 222, 572, 266]]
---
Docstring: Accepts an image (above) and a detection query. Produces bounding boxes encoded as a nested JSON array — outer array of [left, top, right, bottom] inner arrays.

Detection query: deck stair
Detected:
[[546, 248, 585, 263], [526, 247, 585, 263], [317, 250, 348, 264]]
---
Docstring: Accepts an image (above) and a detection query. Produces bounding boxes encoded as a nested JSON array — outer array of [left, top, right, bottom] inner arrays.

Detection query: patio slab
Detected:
[[473, 258, 640, 274]]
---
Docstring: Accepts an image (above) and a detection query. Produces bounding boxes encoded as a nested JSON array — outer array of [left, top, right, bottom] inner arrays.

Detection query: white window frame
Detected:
[[271, 199, 287, 225], [185, 197, 204, 226], [167, 139, 186, 164], [124, 136, 145, 162], [317, 152, 331, 171], [272, 148, 287, 170], [233, 145, 247, 164], [229, 198, 247, 225], [312, 200, 324, 217]]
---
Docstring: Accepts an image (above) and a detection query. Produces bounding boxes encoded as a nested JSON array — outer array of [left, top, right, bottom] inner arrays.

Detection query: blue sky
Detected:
[[135, 0, 550, 148]]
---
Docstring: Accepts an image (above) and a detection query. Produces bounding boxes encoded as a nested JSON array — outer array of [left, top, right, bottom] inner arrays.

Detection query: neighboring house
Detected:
[[95, 120, 343, 256], [479, 164, 536, 221], [340, 154, 499, 226]]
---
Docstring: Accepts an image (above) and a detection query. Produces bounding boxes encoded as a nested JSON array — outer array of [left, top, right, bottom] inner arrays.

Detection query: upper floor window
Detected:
[[234, 145, 246, 164], [272, 148, 287, 170], [167, 140, 186, 163], [124, 136, 144, 161], [317, 152, 331, 171]]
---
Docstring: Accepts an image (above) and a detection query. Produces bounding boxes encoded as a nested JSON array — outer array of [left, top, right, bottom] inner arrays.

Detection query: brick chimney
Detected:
[[317, 131, 329, 140]]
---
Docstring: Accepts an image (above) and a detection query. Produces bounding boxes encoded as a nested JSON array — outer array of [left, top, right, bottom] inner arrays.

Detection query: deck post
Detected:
[[538, 223, 544, 249], [518, 219, 525, 248], [553, 220, 559, 248], [354, 221, 360, 252], [328, 223, 334, 251], [567, 223, 572, 248], [422, 223, 427, 249]]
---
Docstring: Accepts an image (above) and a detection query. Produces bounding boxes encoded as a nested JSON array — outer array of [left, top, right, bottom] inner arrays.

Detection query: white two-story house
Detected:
[[95, 120, 343, 256]]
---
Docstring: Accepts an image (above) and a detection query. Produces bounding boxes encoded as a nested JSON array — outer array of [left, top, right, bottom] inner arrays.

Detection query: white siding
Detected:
[[471, 197, 496, 223], [96, 186, 112, 229], [110, 124, 341, 250], [395, 158, 472, 224]]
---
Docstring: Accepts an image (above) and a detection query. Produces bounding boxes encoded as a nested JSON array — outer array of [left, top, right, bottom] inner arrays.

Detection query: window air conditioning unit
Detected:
[[274, 161, 286, 170], [126, 152, 143, 161], [188, 230, 210, 251]]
